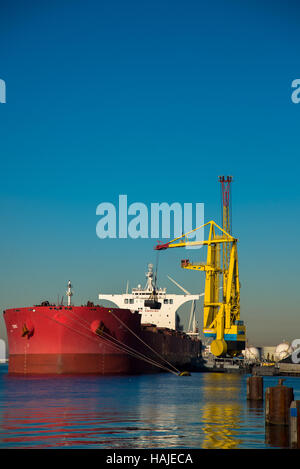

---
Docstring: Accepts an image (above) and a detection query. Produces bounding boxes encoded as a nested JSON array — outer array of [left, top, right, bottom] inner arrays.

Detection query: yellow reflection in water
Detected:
[[201, 373, 242, 449]]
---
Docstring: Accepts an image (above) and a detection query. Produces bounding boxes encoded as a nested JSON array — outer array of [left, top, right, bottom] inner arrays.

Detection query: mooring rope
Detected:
[[40, 309, 177, 374], [37, 309, 179, 375], [108, 309, 181, 374], [61, 307, 178, 374]]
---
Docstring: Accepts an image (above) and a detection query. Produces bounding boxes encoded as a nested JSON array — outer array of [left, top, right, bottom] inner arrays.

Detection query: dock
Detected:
[[202, 355, 300, 377], [252, 363, 300, 377], [203, 357, 251, 374]]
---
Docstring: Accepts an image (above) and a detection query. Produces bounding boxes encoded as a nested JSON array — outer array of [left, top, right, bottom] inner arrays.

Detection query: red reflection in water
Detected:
[[1, 407, 136, 448]]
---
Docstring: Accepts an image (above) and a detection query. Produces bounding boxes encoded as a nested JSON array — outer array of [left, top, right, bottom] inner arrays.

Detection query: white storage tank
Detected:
[[244, 347, 261, 361], [275, 342, 293, 361]]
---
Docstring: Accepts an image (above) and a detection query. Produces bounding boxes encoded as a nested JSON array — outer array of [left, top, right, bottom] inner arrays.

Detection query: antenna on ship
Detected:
[[66, 280, 73, 306]]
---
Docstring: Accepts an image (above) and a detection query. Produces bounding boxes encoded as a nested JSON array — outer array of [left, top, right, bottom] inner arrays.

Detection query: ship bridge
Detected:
[[98, 264, 200, 330]]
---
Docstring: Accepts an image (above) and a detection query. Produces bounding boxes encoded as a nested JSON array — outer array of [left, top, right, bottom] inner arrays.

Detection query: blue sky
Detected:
[[1, 0, 300, 347]]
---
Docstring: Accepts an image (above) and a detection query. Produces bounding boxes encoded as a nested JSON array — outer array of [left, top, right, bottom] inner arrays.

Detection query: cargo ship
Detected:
[[3, 265, 203, 375]]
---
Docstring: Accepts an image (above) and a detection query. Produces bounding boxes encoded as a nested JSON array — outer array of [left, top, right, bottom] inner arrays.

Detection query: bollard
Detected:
[[247, 376, 263, 400], [290, 401, 300, 448], [265, 379, 294, 426]]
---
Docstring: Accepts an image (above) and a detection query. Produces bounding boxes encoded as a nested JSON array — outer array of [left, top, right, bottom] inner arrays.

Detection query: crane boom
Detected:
[[154, 218, 246, 357]]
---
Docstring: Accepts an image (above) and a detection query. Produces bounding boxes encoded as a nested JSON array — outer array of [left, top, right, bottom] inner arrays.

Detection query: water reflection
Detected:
[[0, 366, 295, 449], [0, 372, 207, 449], [0, 371, 245, 449], [0, 372, 148, 448], [201, 373, 242, 449], [265, 424, 289, 448], [246, 400, 264, 412]]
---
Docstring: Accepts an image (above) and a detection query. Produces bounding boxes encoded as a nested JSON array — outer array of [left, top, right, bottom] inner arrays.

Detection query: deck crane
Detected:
[[155, 178, 246, 358]]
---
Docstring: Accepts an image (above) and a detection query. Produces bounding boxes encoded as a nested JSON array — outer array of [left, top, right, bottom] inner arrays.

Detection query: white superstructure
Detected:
[[98, 264, 200, 331]]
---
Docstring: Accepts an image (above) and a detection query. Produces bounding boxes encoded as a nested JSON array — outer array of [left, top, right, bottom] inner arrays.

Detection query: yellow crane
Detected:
[[155, 178, 246, 358]]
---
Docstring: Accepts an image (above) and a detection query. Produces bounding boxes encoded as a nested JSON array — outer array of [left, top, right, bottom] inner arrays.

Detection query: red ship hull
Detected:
[[3, 305, 202, 375]]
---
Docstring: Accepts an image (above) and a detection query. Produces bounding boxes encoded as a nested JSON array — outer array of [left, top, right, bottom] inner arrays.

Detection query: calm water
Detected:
[[0, 363, 299, 449]]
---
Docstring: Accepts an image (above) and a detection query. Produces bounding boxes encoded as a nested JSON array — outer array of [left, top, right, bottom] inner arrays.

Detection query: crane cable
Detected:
[[154, 250, 159, 291], [37, 309, 179, 375]]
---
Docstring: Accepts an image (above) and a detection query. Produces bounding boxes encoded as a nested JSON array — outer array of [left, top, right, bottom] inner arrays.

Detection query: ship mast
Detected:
[[66, 280, 73, 306], [145, 264, 154, 291]]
